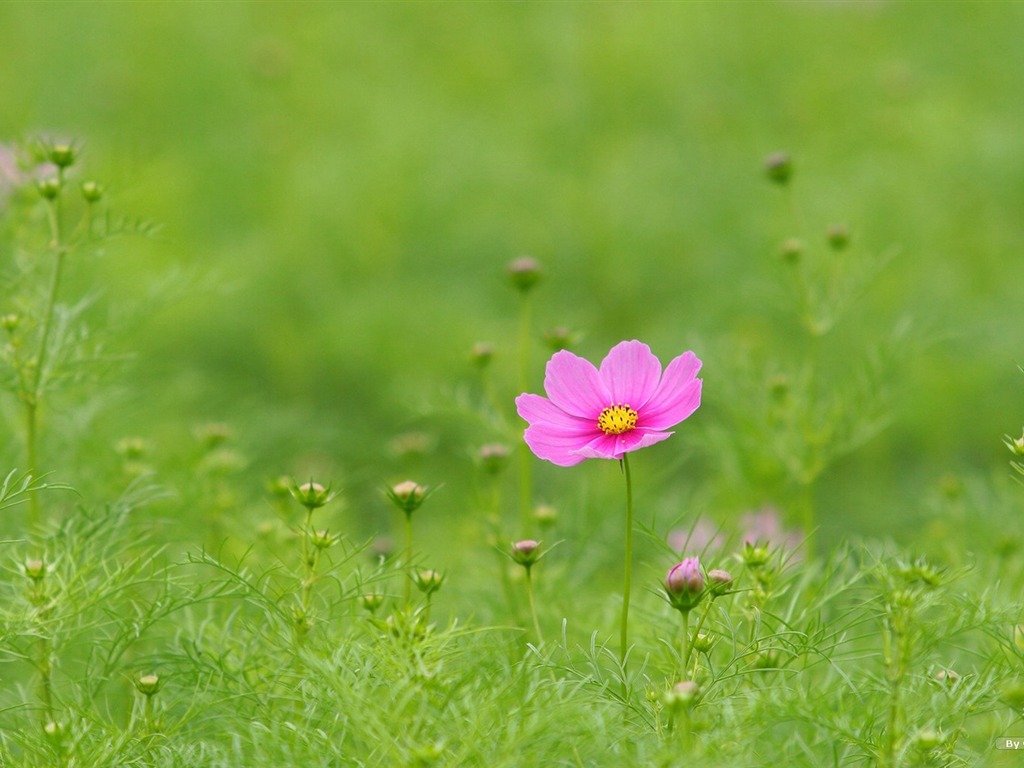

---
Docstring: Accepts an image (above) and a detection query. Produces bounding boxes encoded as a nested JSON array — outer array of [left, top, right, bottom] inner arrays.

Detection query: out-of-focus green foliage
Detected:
[[2, 2, 1024, 547]]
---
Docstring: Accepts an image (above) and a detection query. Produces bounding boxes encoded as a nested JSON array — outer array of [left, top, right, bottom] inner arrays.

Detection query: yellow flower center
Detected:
[[598, 404, 638, 435]]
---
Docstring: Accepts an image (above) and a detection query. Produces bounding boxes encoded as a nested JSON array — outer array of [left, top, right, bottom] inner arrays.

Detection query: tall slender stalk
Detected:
[[619, 454, 634, 668], [25, 172, 67, 529], [517, 292, 534, 535]]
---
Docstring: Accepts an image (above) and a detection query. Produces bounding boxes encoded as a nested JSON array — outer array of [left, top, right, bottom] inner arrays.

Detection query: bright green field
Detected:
[[3, 4, 1024, 765]]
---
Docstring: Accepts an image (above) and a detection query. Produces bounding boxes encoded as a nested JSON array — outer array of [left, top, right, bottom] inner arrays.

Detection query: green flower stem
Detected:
[[524, 566, 544, 645], [26, 182, 66, 529], [404, 510, 414, 605], [678, 609, 691, 682], [619, 454, 634, 670], [685, 599, 714, 680], [517, 292, 533, 534]]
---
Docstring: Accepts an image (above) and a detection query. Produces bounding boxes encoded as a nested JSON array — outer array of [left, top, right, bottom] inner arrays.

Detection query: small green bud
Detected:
[[413, 569, 445, 596], [534, 504, 557, 528], [507, 256, 542, 293], [826, 223, 850, 250], [81, 180, 104, 202], [24, 558, 46, 581], [37, 177, 60, 200], [1005, 432, 1024, 457], [1, 313, 19, 333], [477, 443, 511, 475], [43, 720, 62, 738], [663, 680, 700, 711], [912, 728, 942, 751], [779, 237, 803, 264], [387, 480, 428, 515], [935, 668, 959, 685], [135, 673, 161, 696], [48, 144, 77, 169], [510, 539, 541, 568], [359, 592, 385, 612], [291, 480, 335, 510], [742, 542, 772, 569], [543, 326, 579, 352], [692, 632, 715, 654], [310, 529, 337, 550], [764, 151, 793, 184], [470, 342, 495, 368], [707, 568, 734, 597]]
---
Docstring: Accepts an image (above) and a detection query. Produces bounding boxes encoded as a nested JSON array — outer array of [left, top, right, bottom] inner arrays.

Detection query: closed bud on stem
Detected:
[[291, 480, 334, 510], [413, 569, 445, 596], [470, 342, 495, 368], [1, 313, 19, 333], [24, 558, 46, 582], [707, 568, 734, 597], [692, 632, 715, 654], [477, 443, 511, 475], [742, 542, 772, 569], [48, 144, 77, 169], [935, 668, 959, 685], [510, 539, 541, 568], [37, 177, 60, 200], [43, 720, 62, 739], [912, 728, 943, 751], [663, 680, 700, 711], [665, 557, 705, 613], [359, 592, 385, 612], [387, 480, 428, 514], [826, 223, 850, 250], [135, 673, 161, 697], [81, 180, 104, 203], [310, 529, 337, 550], [506, 256, 542, 293], [534, 504, 557, 528], [764, 151, 793, 184], [779, 237, 803, 265]]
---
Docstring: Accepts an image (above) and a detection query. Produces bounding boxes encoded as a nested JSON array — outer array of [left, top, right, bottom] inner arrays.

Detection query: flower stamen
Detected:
[[598, 404, 638, 435]]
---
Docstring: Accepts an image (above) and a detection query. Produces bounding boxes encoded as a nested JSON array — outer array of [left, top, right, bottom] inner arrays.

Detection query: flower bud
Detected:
[[310, 529, 337, 550], [507, 256, 542, 293], [742, 542, 772, 569], [764, 151, 793, 185], [510, 539, 541, 568], [826, 223, 850, 250], [935, 668, 959, 685], [534, 504, 557, 528], [1, 313, 19, 333], [662, 680, 700, 710], [665, 557, 705, 612], [47, 144, 77, 169], [291, 481, 334, 510], [387, 480, 428, 515], [470, 342, 495, 368], [1005, 432, 1024, 457], [24, 558, 46, 581], [779, 237, 803, 265], [707, 568, 734, 597], [359, 592, 385, 612], [477, 443, 511, 475], [81, 180, 104, 203], [413, 569, 445, 596], [692, 632, 715, 654], [43, 720, 62, 738], [135, 673, 161, 696], [37, 177, 60, 200], [543, 326, 579, 352]]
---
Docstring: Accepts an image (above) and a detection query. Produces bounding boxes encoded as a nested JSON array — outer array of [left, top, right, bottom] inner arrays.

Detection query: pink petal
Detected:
[[515, 394, 595, 437], [523, 426, 591, 466], [639, 351, 702, 430], [543, 350, 611, 419], [598, 340, 662, 408], [573, 427, 674, 460]]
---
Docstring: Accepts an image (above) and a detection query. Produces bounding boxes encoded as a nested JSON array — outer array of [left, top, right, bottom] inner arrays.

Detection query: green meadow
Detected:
[[2, 3, 1024, 766]]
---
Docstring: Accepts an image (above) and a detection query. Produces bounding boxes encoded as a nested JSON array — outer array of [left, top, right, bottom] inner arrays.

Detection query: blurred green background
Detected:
[[2, 2, 1024, 554]]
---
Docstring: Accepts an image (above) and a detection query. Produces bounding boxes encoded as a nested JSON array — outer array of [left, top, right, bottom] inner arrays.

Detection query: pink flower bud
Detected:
[[665, 557, 705, 612], [511, 539, 541, 567]]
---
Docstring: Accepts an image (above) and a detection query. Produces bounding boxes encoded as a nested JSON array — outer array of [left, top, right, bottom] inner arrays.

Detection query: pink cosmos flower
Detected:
[[515, 340, 702, 467]]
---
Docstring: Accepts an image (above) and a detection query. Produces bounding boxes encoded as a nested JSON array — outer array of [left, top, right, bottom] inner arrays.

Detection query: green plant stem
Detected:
[[25, 186, 66, 529], [525, 567, 543, 645], [517, 292, 533, 535], [404, 511, 414, 605], [37, 634, 55, 724], [619, 454, 634, 671], [678, 609, 691, 681]]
